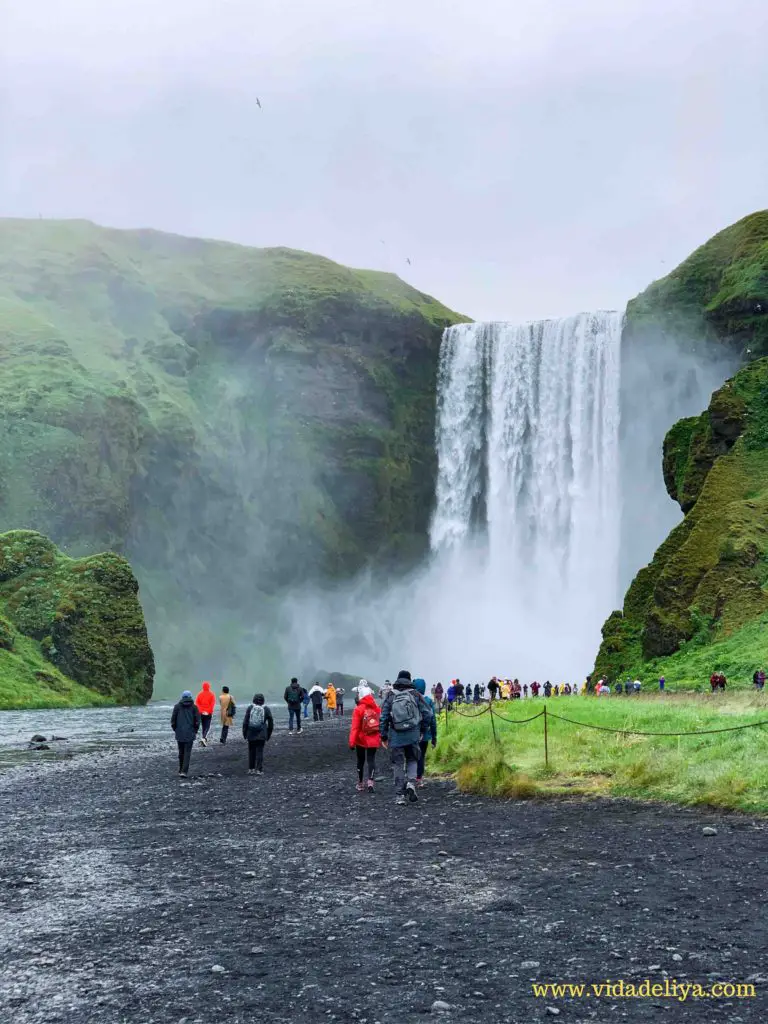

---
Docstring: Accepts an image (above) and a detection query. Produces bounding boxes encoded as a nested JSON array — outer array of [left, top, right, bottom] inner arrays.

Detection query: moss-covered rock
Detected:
[[0, 219, 468, 692], [0, 530, 154, 706]]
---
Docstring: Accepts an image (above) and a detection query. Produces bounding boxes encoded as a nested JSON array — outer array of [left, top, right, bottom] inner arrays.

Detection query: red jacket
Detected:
[[195, 682, 216, 716], [349, 695, 381, 749]]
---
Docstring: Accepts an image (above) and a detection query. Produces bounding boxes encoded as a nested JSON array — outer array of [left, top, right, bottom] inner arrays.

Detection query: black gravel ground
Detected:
[[0, 717, 766, 1024]]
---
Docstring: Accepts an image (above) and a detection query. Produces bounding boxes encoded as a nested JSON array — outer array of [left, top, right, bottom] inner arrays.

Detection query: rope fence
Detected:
[[441, 701, 768, 767]]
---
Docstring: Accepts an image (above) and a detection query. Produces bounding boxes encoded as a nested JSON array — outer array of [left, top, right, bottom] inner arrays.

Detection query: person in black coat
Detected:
[[242, 694, 275, 775], [171, 691, 201, 777]]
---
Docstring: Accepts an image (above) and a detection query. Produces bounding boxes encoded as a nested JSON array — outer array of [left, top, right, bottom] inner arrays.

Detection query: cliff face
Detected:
[[0, 530, 154, 708], [596, 212, 768, 684], [0, 220, 466, 691]]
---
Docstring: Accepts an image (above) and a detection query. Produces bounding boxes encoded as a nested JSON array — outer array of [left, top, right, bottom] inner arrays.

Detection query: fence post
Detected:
[[444, 704, 449, 733], [490, 706, 499, 747], [543, 705, 549, 767]]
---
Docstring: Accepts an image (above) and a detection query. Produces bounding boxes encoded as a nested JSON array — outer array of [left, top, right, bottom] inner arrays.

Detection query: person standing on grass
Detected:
[[171, 690, 200, 777], [309, 682, 325, 720], [380, 669, 434, 805], [488, 677, 499, 701], [284, 677, 304, 734], [659, 676, 666, 692], [348, 682, 380, 792], [413, 678, 437, 787], [434, 681, 444, 711], [195, 681, 216, 746], [218, 685, 236, 744], [242, 694, 274, 775]]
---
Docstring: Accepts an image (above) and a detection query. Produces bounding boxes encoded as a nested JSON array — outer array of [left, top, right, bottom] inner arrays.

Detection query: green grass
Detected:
[[431, 694, 768, 813], [0, 633, 112, 710]]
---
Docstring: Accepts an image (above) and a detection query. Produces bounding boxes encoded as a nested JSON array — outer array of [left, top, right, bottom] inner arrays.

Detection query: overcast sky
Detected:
[[2, 0, 766, 320]]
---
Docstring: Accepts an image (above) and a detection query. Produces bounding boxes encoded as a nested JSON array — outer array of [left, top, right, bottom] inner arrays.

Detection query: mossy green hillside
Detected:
[[0, 219, 467, 691], [624, 211, 768, 355], [596, 358, 768, 682], [0, 530, 154, 708]]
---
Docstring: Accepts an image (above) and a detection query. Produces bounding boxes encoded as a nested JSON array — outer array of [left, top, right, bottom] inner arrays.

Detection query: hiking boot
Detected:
[[179, 772, 188, 778], [200, 738, 208, 747], [396, 795, 407, 805], [416, 776, 426, 788], [248, 769, 256, 775], [406, 782, 418, 803], [257, 770, 263, 775], [356, 781, 364, 792], [367, 779, 375, 792]]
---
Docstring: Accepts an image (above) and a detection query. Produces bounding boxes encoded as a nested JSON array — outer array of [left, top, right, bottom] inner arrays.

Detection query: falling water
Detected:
[[430, 312, 623, 678]]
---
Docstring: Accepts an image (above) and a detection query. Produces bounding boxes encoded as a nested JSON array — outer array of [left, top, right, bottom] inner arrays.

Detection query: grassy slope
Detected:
[[431, 694, 768, 813], [0, 219, 467, 698], [595, 212, 768, 685]]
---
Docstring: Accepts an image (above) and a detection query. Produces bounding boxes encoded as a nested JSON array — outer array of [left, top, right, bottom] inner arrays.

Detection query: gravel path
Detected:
[[0, 718, 765, 1023]]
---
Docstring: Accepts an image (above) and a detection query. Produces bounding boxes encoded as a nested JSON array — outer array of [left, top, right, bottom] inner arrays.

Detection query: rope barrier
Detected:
[[545, 709, 768, 737], [489, 708, 546, 725]]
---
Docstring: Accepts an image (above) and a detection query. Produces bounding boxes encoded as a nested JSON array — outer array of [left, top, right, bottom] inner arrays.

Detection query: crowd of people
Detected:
[[170, 671, 438, 805]]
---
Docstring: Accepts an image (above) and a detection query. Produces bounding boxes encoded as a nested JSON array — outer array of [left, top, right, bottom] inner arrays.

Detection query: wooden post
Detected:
[[543, 704, 549, 767], [490, 706, 499, 747]]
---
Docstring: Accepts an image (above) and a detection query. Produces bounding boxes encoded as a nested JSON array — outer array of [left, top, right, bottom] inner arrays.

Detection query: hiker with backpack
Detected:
[[413, 678, 437, 787], [171, 690, 201, 777], [379, 669, 434, 805], [218, 685, 236, 744], [284, 677, 304, 734], [309, 683, 325, 721], [348, 682, 381, 792], [242, 694, 274, 774]]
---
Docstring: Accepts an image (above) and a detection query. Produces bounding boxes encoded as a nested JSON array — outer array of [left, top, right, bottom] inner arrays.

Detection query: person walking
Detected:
[[309, 682, 325, 720], [284, 677, 304, 734], [659, 676, 666, 692], [434, 682, 444, 711], [302, 685, 310, 719], [336, 686, 345, 717], [195, 681, 216, 745], [171, 690, 201, 777], [218, 685, 236, 744], [242, 694, 274, 774], [348, 682, 381, 792], [326, 682, 338, 717], [413, 678, 437, 787], [380, 669, 433, 805]]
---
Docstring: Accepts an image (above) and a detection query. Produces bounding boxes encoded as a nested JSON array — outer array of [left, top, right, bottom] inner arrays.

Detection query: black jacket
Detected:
[[284, 683, 303, 708], [171, 697, 201, 743], [242, 704, 274, 741]]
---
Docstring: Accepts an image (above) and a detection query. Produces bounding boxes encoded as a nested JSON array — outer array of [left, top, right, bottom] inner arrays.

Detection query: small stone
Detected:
[[649, 964, 662, 971], [438, 851, 449, 857], [672, 954, 683, 962], [250, 947, 264, 955], [404, 920, 417, 928], [545, 1008, 560, 1017], [475, 961, 487, 969], [211, 965, 226, 973], [242, 871, 257, 877], [702, 826, 718, 836], [521, 960, 540, 969], [431, 1000, 452, 1013]]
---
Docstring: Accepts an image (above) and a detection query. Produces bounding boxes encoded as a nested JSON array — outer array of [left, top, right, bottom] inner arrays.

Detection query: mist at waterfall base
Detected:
[[280, 314, 740, 687]]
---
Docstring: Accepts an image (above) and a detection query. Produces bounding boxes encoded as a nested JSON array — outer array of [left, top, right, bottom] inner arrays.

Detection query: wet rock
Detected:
[[28, 742, 50, 751], [431, 1000, 452, 1013], [545, 1008, 561, 1016], [211, 964, 226, 973], [30, 735, 47, 743], [521, 961, 540, 969], [702, 826, 718, 836]]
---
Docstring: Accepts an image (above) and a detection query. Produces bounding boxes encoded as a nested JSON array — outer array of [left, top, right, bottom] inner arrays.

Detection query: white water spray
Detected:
[[429, 313, 623, 678]]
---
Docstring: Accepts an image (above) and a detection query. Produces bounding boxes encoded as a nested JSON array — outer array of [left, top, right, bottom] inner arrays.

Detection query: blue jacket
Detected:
[[380, 677, 434, 748], [414, 679, 437, 744], [171, 695, 201, 744]]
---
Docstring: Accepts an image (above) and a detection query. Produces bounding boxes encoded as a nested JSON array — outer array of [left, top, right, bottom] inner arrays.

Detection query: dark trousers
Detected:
[[248, 739, 266, 771], [417, 739, 429, 778], [200, 714, 212, 739], [288, 707, 302, 732], [390, 743, 420, 794], [337, 702, 344, 716], [303, 702, 310, 717], [177, 741, 193, 774], [220, 724, 229, 743], [312, 704, 323, 721], [355, 746, 377, 782]]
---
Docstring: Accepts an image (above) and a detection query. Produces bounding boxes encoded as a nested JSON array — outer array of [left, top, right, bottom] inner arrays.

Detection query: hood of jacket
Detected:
[[393, 678, 415, 692], [358, 693, 379, 711], [201, 681, 212, 693], [179, 694, 195, 706], [413, 678, 426, 695]]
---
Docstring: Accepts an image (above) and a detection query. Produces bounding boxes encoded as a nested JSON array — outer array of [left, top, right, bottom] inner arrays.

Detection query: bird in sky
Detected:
[[406, 257, 412, 265], [256, 97, 262, 110]]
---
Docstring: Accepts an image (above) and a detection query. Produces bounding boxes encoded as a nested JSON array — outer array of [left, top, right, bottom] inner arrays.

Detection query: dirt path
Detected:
[[0, 718, 765, 1023]]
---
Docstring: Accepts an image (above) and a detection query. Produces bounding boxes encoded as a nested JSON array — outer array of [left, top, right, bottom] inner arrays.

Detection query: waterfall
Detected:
[[430, 312, 623, 678]]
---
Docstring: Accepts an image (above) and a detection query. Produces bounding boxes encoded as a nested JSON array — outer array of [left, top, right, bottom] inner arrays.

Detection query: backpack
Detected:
[[361, 705, 381, 738], [228, 698, 236, 719], [390, 690, 420, 732], [247, 705, 265, 732]]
